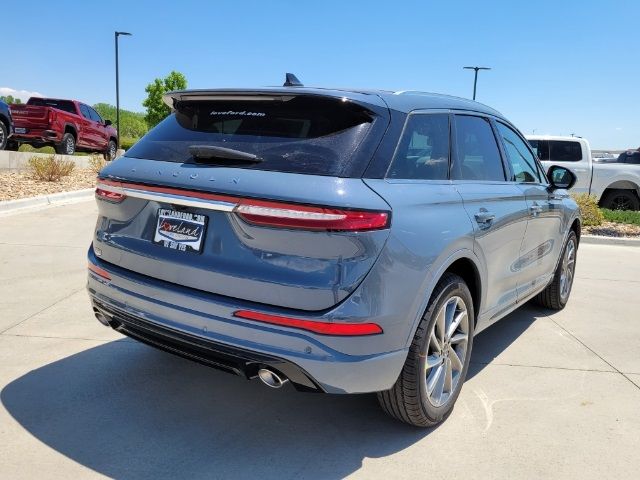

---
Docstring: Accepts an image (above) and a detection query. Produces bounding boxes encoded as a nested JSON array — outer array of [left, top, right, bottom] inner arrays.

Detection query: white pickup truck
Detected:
[[526, 135, 640, 210]]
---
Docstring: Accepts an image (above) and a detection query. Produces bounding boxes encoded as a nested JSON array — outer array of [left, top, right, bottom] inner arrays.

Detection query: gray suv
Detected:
[[88, 81, 580, 427]]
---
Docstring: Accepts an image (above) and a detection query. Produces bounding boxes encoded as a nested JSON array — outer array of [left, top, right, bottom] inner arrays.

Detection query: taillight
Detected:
[[95, 186, 126, 203], [233, 310, 383, 336], [93, 179, 389, 231], [234, 199, 389, 231]]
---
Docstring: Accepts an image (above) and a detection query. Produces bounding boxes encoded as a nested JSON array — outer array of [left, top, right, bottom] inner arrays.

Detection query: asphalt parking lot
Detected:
[[1, 200, 639, 480]]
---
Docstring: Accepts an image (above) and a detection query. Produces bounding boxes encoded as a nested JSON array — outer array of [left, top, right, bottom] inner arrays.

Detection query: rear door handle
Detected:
[[474, 211, 496, 228]]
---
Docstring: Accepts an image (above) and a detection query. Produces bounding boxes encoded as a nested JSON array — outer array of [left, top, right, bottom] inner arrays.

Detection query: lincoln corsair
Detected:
[[88, 79, 580, 426]]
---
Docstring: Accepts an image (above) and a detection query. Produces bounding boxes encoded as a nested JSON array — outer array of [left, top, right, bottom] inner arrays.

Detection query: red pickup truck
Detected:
[[8, 98, 118, 159]]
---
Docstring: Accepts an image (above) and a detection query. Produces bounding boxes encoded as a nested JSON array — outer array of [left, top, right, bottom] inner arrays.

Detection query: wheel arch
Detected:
[[63, 123, 77, 139], [407, 249, 484, 346]]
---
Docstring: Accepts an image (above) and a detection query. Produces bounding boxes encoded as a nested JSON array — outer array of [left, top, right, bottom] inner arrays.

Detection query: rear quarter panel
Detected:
[[361, 179, 478, 348]]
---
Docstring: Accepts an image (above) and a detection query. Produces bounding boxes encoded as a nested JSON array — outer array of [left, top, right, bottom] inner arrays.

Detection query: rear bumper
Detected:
[[92, 299, 323, 392], [87, 248, 408, 394], [11, 129, 60, 143]]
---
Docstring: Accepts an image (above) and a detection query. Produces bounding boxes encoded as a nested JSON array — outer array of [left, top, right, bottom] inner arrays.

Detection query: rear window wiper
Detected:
[[188, 145, 263, 163]]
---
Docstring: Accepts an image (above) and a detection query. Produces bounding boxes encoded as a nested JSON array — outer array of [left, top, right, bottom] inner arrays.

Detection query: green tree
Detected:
[[0, 95, 22, 104], [142, 71, 187, 128], [93, 103, 148, 138]]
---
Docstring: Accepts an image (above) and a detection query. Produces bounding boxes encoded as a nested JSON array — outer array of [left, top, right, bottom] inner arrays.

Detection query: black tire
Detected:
[[535, 231, 578, 310], [56, 133, 76, 155], [0, 121, 7, 150], [600, 190, 640, 211], [104, 140, 117, 161], [377, 273, 475, 427]]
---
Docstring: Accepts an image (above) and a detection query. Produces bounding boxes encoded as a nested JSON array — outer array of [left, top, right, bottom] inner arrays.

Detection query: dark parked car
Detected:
[[0, 99, 13, 150], [88, 79, 581, 426], [617, 150, 640, 165]]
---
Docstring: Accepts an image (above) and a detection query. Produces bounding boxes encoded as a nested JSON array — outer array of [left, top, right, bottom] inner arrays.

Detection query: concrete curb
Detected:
[[0, 150, 92, 171], [0, 188, 94, 216], [581, 234, 640, 247]]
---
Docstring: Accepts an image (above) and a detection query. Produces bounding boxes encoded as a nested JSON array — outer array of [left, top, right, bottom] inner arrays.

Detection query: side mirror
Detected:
[[104, 120, 112, 126], [547, 165, 576, 190]]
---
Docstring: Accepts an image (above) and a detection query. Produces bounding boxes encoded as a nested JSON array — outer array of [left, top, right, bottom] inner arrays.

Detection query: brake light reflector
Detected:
[[233, 310, 383, 336], [234, 199, 389, 231], [88, 262, 111, 281], [95, 186, 126, 203]]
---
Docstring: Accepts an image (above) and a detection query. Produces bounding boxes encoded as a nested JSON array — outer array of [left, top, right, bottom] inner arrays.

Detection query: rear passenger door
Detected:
[[495, 122, 564, 299], [451, 114, 529, 325]]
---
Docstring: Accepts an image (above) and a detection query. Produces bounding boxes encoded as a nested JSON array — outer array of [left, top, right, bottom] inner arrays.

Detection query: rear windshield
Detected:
[[27, 98, 76, 114], [125, 96, 381, 177]]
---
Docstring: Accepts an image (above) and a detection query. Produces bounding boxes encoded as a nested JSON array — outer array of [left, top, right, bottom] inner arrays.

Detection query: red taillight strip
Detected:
[[96, 187, 126, 203], [88, 262, 111, 281], [233, 310, 383, 336], [95, 179, 390, 231]]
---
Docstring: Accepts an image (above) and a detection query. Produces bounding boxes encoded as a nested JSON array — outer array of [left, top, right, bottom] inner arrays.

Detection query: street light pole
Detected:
[[463, 66, 491, 100], [115, 31, 132, 148]]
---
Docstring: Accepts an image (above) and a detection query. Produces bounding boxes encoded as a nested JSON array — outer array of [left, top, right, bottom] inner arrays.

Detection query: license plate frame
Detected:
[[153, 208, 208, 254]]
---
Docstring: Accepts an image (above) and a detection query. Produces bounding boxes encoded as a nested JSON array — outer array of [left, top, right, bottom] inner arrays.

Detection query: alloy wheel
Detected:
[[560, 238, 576, 301], [425, 295, 469, 407], [611, 195, 632, 210]]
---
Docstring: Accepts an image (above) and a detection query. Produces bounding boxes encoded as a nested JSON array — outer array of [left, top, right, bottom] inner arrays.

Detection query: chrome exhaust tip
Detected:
[[257, 368, 289, 388], [94, 309, 112, 327]]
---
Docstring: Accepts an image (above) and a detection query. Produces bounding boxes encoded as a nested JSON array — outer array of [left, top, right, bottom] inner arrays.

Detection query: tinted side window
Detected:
[[79, 104, 92, 120], [452, 115, 505, 181], [549, 141, 582, 162], [528, 139, 549, 161], [88, 107, 103, 123], [496, 122, 541, 183], [387, 114, 449, 180]]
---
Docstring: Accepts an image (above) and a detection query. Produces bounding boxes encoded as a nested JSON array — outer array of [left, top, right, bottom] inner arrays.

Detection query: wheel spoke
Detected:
[[429, 331, 442, 355], [449, 346, 463, 371], [427, 364, 444, 396], [426, 354, 441, 370], [433, 365, 446, 403], [450, 332, 467, 344], [444, 358, 453, 394], [446, 310, 467, 340]]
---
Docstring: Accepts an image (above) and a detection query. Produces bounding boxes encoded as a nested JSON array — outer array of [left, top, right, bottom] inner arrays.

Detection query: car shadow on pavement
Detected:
[[1, 304, 541, 480]]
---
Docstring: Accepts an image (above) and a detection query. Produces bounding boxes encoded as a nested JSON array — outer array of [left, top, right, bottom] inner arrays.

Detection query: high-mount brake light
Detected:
[[233, 310, 383, 336]]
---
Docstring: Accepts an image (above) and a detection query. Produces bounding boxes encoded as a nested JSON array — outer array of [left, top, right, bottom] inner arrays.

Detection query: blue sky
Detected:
[[4, 0, 639, 148]]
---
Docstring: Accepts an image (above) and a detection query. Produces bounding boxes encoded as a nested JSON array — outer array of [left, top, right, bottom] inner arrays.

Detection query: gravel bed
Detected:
[[0, 169, 97, 201], [584, 221, 640, 238]]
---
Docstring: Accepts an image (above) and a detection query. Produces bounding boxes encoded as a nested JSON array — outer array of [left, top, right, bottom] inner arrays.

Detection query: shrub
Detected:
[[572, 193, 603, 226], [88, 154, 107, 174], [28, 155, 76, 182], [601, 208, 640, 226]]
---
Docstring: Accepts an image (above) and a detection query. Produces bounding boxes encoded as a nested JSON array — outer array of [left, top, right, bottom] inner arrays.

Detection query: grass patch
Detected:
[[601, 209, 640, 226]]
